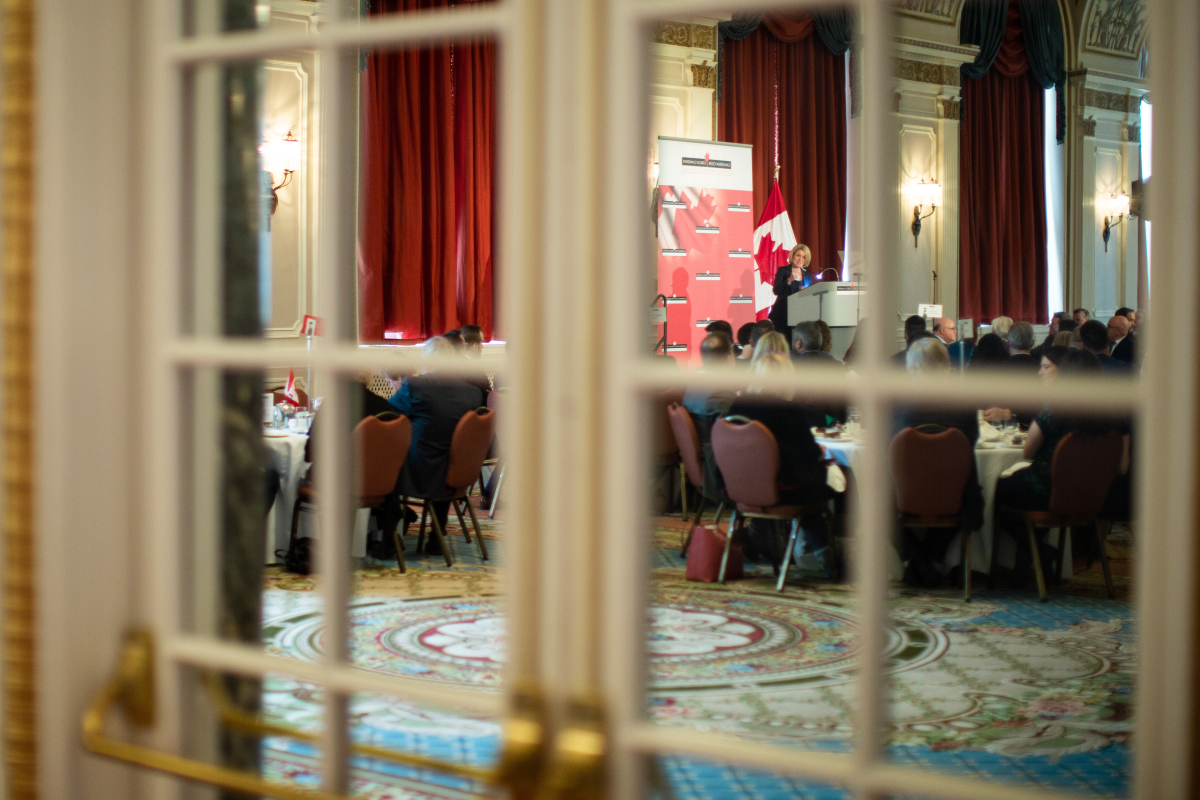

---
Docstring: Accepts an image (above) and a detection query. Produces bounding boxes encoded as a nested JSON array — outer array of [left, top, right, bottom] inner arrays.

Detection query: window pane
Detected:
[[884, 401, 1135, 797]]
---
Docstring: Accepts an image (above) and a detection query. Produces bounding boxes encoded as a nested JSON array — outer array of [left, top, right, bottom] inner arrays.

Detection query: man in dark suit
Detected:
[[384, 337, 489, 554], [791, 321, 846, 426], [1079, 320, 1133, 374], [1006, 321, 1039, 371], [1108, 314, 1136, 364], [891, 315, 928, 366]]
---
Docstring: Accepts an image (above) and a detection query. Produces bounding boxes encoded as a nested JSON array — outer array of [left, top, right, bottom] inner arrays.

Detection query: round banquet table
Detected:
[[815, 433, 1072, 577], [263, 429, 309, 564]]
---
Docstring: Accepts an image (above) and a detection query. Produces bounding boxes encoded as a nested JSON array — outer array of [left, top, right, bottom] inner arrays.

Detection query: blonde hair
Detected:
[[789, 243, 812, 267], [751, 331, 790, 362], [753, 352, 793, 375], [1052, 331, 1073, 347]]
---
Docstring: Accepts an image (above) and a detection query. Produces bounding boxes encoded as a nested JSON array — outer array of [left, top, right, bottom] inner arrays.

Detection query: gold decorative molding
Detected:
[[652, 22, 716, 51], [1126, 123, 1140, 143], [1081, 116, 1097, 137], [895, 58, 959, 88], [689, 63, 716, 90], [941, 98, 961, 121], [2, 0, 37, 796], [1083, 0, 1148, 59], [896, 0, 962, 24], [1083, 88, 1141, 114]]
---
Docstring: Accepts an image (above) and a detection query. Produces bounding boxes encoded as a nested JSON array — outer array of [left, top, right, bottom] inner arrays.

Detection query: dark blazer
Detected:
[[1007, 352, 1039, 371], [768, 265, 812, 332], [1111, 334, 1136, 364], [682, 380, 735, 501], [387, 374, 486, 498], [791, 350, 847, 425], [1097, 353, 1134, 374], [305, 383, 395, 464]]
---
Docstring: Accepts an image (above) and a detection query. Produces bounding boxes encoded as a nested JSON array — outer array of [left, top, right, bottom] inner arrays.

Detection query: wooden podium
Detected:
[[787, 281, 866, 359]]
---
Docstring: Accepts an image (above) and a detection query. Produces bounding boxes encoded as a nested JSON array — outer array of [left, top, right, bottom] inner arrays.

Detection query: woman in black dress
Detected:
[[768, 243, 814, 345]]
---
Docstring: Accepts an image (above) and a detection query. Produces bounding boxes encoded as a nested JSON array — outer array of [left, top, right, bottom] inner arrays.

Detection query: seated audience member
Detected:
[[967, 333, 1010, 370], [989, 316, 1014, 340], [461, 324, 485, 358], [1052, 331, 1073, 347], [727, 354, 828, 506], [1068, 328, 1084, 348], [817, 320, 834, 354], [995, 348, 1128, 585], [384, 336, 490, 554], [682, 333, 736, 501], [752, 331, 791, 363], [1115, 306, 1135, 326], [892, 315, 929, 365], [894, 336, 984, 585], [1073, 307, 1090, 326], [1007, 322, 1038, 370], [749, 319, 775, 349], [791, 321, 846, 426], [1038, 344, 1069, 379], [1079, 319, 1132, 373], [442, 329, 465, 350], [792, 321, 841, 365], [932, 317, 957, 345], [735, 322, 755, 360], [304, 372, 396, 465], [705, 320, 734, 342], [1108, 314, 1136, 364], [1031, 314, 1066, 359]]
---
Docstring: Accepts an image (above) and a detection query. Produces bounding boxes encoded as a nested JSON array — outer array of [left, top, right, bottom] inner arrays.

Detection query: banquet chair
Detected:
[[711, 416, 832, 591], [290, 414, 412, 571], [483, 388, 505, 519], [889, 426, 975, 600], [404, 407, 495, 568], [666, 403, 726, 556], [997, 430, 1123, 602], [655, 390, 687, 518]]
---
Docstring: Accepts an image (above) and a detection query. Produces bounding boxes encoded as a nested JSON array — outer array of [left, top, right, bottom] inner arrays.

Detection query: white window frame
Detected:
[[131, 0, 1198, 797]]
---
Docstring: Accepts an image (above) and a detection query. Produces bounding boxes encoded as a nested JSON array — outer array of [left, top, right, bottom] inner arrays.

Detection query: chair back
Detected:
[[889, 427, 973, 521], [353, 415, 412, 503], [1047, 430, 1124, 522], [656, 390, 684, 459], [667, 404, 704, 489], [445, 408, 497, 491], [711, 416, 780, 507], [486, 389, 501, 412]]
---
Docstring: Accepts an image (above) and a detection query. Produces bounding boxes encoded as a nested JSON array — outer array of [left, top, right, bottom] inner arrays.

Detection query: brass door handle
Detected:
[[83, 630, 546, 800]]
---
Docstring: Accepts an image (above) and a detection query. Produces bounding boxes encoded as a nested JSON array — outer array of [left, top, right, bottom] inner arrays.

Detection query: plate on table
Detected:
[[264, 429, 290, 438]]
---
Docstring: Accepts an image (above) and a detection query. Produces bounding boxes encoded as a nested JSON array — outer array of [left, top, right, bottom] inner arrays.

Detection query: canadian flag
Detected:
[[751, 180, 798, 320], [283, 369, 301, 406]]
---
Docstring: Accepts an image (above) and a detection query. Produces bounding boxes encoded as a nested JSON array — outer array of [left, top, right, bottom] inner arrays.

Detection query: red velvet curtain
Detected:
[[959, 1, 1047, 324], [719, 13, 847, 280], [359, 0, 495, 342]]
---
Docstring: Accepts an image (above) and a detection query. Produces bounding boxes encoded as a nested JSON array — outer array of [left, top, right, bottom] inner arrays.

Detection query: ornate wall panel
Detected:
[[896, 0, 963, 24], [1083, 0, 1148, 59], [895, 58, 960, 87], [652, 22, 716, 51]]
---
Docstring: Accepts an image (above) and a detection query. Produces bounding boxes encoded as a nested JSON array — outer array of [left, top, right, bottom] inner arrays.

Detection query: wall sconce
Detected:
[[1101, 191, 1130, 252], [906, 179, 942, 247], [259, 131, 301, 216]]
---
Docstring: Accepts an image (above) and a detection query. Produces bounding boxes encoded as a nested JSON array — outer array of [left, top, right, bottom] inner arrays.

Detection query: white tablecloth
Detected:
[[264, 430, 309, 563], [816, 435, 1067, 576]]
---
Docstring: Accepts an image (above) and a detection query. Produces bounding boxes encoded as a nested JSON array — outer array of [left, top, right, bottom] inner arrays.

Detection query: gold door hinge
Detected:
[[83, 629, 547, 800]]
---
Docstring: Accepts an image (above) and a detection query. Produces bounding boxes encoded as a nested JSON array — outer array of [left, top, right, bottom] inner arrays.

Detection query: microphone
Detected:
[[815, 267, 840, 281]]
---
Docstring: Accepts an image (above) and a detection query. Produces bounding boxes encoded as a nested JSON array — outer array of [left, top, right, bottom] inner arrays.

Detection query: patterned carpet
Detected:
[[258, 510, 1135, 799]]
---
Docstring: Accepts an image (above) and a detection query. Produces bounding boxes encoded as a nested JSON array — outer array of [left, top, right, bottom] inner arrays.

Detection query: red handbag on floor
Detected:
[[685, 523, 743, 583]]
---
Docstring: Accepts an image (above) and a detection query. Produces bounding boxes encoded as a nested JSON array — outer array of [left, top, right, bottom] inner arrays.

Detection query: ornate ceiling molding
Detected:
[[893, 37, 978, 59], [1083, 88, 1141, 114], [896, 0, 962, 24], [1082, 0, 1148, 59], [895, 58, 960, 88], [653, 22, 716, 52]]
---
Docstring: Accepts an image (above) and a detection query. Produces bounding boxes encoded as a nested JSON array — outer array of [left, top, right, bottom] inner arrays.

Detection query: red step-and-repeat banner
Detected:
[[656, 137, 755, 364]]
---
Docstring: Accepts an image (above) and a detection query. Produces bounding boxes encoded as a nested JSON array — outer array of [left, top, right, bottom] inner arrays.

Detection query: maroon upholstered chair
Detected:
[[406, 407, 496, 567], [889, 426, 975, 600], [291, 414, 412, 571], [997, 430, 1123, 601], [667, 403, 726, 555], [711, 416, 832, 590]]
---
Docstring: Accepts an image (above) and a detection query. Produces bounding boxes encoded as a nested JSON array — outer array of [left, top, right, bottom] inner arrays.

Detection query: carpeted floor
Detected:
[[258, 507, 1135, 799]]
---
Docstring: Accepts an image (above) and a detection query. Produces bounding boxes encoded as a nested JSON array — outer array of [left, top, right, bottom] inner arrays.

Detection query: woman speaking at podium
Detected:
[[769, 243, 814, 345]]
